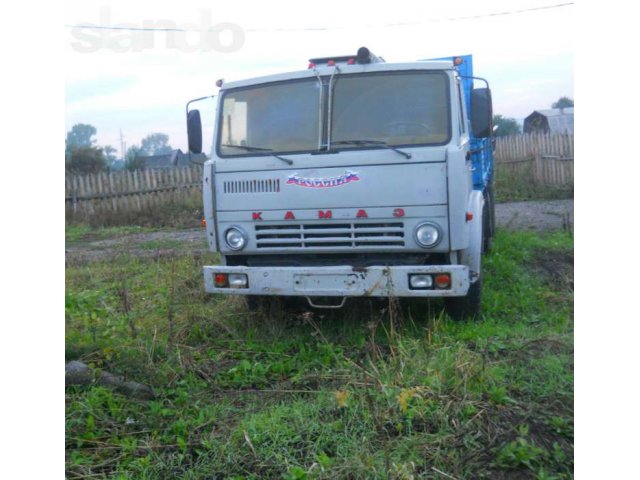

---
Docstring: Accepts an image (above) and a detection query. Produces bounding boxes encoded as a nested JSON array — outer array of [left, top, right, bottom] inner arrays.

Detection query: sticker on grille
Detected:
[[223, 179, 281, 194], [255, 222, 405, 249]]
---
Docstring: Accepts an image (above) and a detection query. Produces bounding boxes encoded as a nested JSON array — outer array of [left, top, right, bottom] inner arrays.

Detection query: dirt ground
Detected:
[[66, 199, 573, 263], [495, 199, 573, 233]]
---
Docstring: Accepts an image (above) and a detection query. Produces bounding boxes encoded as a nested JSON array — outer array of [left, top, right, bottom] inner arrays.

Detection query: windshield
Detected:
[[218, 79, 320, 156], [331, 71, 450, 147], [217, 70, 450, 158]]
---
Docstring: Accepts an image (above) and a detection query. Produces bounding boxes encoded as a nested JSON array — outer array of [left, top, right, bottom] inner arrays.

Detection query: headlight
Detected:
[[224, 226, 247, 250], [414, 222, 441, 248]]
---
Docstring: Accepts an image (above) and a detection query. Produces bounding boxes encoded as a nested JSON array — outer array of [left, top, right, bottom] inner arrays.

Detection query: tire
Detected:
[[444, 276, 482, 321], [482, 202, 492, 254], [245, 295, 268, 312], [245, 295, 300, 315], [482, 186, 495, 254], [488, 184, 496, 237]]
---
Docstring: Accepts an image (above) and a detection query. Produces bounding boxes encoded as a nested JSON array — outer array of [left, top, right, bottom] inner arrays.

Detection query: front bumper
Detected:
[[203, 265, 470, 298]]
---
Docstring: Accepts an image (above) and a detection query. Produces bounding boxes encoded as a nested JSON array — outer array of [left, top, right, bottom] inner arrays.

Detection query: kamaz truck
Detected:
[[186, 47, 495, 319]]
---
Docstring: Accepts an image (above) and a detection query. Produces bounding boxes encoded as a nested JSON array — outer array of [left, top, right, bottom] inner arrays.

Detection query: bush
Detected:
[[66, 146, 107, 175]]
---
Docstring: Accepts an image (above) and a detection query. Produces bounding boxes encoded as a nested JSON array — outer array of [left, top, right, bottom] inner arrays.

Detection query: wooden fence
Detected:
[[65, 134, 574, 219], [494, 133, 574, 187], [65, 165, 203, 216]]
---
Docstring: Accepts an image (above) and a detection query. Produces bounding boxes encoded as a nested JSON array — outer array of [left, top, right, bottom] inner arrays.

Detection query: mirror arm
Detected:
[[185, 95, 216, 160], [186, 95, 215, 117], [459, 75, 490, 89]]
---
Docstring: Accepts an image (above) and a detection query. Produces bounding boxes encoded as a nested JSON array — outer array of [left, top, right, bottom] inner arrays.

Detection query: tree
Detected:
[[492, 115, 521, 137], [140, 133, 173, 156], [552, 97, 574, 109], [125, 145, 145, 171], [103, 145, 118, 167], [66, 146, 107, 174], [66, 123, 97, 150]]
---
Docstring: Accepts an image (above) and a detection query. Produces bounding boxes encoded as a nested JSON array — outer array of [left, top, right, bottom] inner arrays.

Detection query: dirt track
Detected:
[[495, 199, 573, 233], [66, 199, 573, 263]]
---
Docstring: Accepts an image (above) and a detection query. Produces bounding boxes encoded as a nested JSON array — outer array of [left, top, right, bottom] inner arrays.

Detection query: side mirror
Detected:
[[187, 109, 203, 154], [471, 88, 493, 139]]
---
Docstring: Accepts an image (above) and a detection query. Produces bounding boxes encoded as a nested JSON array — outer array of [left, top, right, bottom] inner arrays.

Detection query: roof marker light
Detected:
[[327, 60, 336, 66], [347, 58, 355, 65], [308, 62, 316, 69]]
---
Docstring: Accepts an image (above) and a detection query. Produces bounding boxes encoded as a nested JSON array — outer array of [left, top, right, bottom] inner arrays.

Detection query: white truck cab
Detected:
[[187, 47, 495, 319]]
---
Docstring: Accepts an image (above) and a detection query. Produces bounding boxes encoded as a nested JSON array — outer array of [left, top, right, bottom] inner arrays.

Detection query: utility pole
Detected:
[[120, 130, 126, 161]]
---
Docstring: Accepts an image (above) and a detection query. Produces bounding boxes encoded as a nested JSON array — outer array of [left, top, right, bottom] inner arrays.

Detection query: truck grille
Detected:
[[255, 222, 405, 249]]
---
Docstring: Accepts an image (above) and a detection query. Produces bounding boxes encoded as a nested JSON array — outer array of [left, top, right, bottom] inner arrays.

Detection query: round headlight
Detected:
[[414, 222, 441, 248], [224, 227, 247, 251]]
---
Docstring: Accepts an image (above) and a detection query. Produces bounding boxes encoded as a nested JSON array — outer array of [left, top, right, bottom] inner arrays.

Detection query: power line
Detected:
[[248, 2, 575, 31], [369, 2, 574, 27], [65, 2, 573, 33]]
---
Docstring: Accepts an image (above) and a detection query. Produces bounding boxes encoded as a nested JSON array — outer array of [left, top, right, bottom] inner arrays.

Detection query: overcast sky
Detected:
[[65, 0, 574, 157]]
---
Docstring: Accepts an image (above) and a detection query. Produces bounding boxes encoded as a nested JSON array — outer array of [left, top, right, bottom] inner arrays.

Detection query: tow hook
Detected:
[[305, 296, 347, 309]]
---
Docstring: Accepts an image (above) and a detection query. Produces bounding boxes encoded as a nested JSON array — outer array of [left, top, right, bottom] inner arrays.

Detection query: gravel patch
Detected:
[[496, 199, 573, 233]]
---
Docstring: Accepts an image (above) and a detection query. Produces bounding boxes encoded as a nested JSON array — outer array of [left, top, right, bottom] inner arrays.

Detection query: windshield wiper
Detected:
[[332, 140, 412, 159], [222, 144, 293, 165]]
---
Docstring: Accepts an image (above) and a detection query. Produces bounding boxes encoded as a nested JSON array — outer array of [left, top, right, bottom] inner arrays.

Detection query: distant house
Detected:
[[135, 149, 207, 170], [523, 108, 574, 134]]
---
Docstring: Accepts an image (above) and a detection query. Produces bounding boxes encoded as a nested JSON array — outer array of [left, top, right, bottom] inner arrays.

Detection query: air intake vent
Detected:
[[223, 179, 281, 194]]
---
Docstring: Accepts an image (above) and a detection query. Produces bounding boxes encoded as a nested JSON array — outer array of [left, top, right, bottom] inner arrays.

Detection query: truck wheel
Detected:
[[245, 295, 267, 311], [444, 277, 482, 321], [245, 296, 298, 315], [482, 202, 492, 254], [488, 184, 496, 238], [482, 187, 495, 254]]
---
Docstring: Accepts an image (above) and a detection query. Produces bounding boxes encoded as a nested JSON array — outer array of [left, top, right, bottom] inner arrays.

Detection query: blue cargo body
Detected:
[[425, 55, 494, 192]]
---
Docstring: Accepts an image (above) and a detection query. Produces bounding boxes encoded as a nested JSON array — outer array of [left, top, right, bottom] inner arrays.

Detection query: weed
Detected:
[[548, 416, 574, 438], [495, 164, 573, 203], [65, 230, 573, 478], [66, 189, 204, 229], [495, 435, 548, 471], [487, 385, 514, 405]]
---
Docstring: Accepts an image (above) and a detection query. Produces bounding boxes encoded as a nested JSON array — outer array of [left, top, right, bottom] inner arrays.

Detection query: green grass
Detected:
[[65, 225, 161, 246], [66, 190, 205, 229], [137, 239, 186, 250], [495, 166, 573, 203], [65, 230, 573, 479]]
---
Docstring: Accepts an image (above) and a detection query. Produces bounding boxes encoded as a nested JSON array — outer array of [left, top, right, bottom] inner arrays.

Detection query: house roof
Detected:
[[135, 149, 208, 169], [532, 107, 574, 117], [140, 150, 181, 169], [524, 108, 574, 134]]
